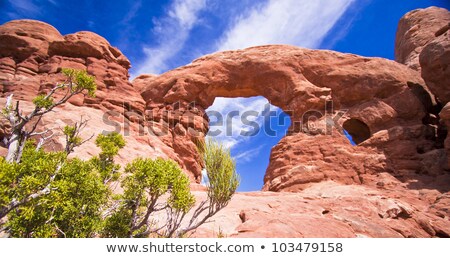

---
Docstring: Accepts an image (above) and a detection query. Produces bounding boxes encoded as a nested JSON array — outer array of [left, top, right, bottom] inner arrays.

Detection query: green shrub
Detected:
[[201, 139, 239, 209], [102, 139, 239, 238], [32, 95, 54, 109], [91, 132, 126, 183], [1, 141, 108, 237], [102, 158, 195, 237], [61, 68, 96, 97]]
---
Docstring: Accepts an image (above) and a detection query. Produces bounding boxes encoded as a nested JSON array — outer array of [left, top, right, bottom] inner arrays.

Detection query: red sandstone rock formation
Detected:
[[0, 19, 144, 112], [1, 6, 450, 237], [395, 6, 450, 104], [193, 181, 450, 238], [395, 6, 450, 71], [0, 20, 200, 181], [141, 45, 445, 191], [395, 7, 450, 171], [419, 18, 450, 104]]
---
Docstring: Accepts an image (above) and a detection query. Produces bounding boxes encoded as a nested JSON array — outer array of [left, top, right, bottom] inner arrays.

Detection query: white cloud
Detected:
[[168, 0, 204, 28], [121, 0, 142, 24], [217, 0, 355, 51], [233, 145, 265, 163], [7, 0, 40, 18], [206, 96, 278, 149], [211, 137, 240, 149], [133, 0, 207, 76]]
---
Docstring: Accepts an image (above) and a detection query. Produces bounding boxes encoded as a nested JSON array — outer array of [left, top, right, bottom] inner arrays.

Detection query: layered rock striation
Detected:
[[0, 20, 200, 180], [141, 45, 445, 191]]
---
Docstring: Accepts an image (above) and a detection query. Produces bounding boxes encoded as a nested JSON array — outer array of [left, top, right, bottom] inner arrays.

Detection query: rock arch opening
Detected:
[[342, 119, 371, 145], [139, 45, 442, 192], [205, 96, 291, 192]]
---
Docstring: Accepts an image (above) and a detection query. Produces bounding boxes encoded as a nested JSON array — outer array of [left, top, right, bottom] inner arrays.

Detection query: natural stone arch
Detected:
[[139, 45, 440, 191], [205, 95, 291, 191]]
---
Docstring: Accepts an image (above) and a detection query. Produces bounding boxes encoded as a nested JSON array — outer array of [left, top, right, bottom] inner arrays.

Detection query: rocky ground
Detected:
[[193, 181, 450, 238]]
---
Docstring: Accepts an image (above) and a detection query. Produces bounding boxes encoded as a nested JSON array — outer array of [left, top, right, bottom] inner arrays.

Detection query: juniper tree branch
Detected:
[[0, 164, 62, 219]]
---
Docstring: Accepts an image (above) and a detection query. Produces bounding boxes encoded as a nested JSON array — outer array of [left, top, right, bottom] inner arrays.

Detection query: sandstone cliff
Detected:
[[395, 6, 450, 173], [0, 19, 201, 182]]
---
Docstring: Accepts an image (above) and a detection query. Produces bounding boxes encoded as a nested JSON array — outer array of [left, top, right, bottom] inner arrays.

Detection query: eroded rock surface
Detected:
[[395, 6, 450, 71], [193, 182, 450, 238], [0, 20, 201, 181], [0, 19, 144, 112], [396, 7, 450, 171], [419, 18, 450, 104], [141, 45, 445, 191]]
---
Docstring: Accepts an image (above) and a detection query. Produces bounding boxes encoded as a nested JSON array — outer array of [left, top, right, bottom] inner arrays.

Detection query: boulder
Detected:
[[395, 6, 450, 71], [419, 20, 450, 103]]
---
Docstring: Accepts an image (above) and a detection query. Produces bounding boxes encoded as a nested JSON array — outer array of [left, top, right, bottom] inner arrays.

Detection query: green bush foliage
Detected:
[[102, 158, 195, 237], [32, 95, 54, 109], [91, 132, 126, 183], [0, 136, 239, 238], [63, 125, 82, 147], [61, 68, 96, 98], [1, 141, 108, 237], [201, 139, 239, 209]]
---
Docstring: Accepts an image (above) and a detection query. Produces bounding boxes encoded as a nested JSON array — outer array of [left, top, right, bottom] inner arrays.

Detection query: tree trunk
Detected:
[[5, 130, 21, 163]]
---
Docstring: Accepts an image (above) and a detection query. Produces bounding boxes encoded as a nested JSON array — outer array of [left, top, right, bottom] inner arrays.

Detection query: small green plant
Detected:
[[32, 95, 54, 109], [61, 68, 96, 98], [91, 132, 126, 183], [95, 132, 126, 159], [62, 117, 93, 155], [201, 139, 239, 209], [216, 226, 227, 238]]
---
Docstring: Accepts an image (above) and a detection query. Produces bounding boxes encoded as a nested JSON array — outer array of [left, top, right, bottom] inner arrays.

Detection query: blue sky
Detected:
[[1, 0, 449, 191]]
